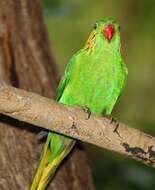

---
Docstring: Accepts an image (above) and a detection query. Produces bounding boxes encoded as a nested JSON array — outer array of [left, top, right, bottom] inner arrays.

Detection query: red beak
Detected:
[[103, 25, 115, 42]]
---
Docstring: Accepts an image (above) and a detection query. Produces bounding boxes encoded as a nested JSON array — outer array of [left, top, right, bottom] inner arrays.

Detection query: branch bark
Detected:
[[0, 0, 94, 189], [0, 82, 155, 168]]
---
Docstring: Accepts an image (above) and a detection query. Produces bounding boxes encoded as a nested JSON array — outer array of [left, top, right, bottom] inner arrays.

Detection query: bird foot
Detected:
[[104, 115, 117, 124], [82, 106, 91, 119], [38, 130, 48, 141]]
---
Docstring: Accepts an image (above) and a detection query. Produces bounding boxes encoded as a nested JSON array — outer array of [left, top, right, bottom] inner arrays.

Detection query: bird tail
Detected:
[[30, 132, 75, 190]]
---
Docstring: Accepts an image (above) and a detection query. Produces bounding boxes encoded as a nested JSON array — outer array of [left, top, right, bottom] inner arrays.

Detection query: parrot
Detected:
[[30, 18, 128, 190]]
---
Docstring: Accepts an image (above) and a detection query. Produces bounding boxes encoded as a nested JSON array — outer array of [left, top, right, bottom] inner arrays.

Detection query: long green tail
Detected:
[[30, 132, 75, 190]]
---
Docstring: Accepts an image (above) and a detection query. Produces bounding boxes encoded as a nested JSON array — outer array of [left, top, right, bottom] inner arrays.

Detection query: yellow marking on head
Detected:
[[85, 31, 96, 53]]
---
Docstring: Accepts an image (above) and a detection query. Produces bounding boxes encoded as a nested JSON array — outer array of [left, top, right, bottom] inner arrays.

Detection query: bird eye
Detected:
[[94, 23, 98, 29]]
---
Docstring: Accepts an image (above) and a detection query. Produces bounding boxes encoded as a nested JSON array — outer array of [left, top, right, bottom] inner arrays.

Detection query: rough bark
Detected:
[[0, 0, 94, 189], [0, 84, 155, 168]]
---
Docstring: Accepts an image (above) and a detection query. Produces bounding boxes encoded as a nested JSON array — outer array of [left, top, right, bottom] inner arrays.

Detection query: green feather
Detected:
[[30, 18, 128, 190]]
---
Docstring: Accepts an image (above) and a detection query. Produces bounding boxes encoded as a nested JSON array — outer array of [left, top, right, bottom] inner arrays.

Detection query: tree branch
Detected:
[[0, 80, 155, 168]]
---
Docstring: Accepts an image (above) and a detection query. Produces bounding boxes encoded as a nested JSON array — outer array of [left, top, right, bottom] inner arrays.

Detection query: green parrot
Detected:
[[30, 18, 128, 189]]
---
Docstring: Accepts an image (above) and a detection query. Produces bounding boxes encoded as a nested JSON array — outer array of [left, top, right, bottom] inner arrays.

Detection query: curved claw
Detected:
[[82, 106, 91, 119]]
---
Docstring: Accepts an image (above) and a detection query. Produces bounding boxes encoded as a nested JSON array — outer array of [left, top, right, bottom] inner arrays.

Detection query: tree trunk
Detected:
[[0, 0, 94, 189]]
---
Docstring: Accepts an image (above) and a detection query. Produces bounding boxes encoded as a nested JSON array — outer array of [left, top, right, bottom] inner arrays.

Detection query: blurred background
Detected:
[[41, 0, 155, 189]]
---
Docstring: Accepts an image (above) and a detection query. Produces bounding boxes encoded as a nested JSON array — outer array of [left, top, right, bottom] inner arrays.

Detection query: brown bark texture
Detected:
[[0, 0, 94, 189], [0, 85, 155, 168]]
